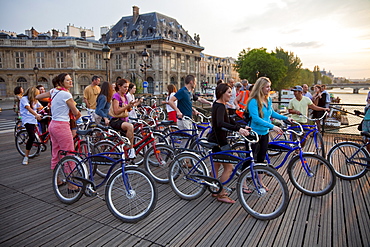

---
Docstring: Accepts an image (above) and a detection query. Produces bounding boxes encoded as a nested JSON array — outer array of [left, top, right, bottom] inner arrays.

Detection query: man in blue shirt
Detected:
[[168, 75, 211, 130]]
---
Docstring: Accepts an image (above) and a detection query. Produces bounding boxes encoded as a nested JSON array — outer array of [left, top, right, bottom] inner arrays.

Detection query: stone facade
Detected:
[[0, 6, 239, 98]]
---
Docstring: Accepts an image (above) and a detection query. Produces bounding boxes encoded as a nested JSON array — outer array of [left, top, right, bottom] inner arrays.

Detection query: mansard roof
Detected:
[[104, 12, 203, 49]]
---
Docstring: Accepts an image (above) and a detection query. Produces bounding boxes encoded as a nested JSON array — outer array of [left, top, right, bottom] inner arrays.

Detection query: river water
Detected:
[[327, 89, 368, 105]]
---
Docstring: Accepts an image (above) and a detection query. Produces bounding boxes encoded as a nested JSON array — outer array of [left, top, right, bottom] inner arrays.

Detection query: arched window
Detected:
[[170, 77, 176, 85], [180, 77, 185, 88], [131, 30, 138, 37], [78, 76, 90, 94], [147, 77, 154, 94], [37, 77, 49, 90], [147, 28, 154, 36], [17, 77, 28, 90]]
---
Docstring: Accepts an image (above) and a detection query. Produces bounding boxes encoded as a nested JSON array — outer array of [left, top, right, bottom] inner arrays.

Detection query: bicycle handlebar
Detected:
[[221, 127, 259, 144], [285, 120, 304, 136], [299, 111, 328, 121]]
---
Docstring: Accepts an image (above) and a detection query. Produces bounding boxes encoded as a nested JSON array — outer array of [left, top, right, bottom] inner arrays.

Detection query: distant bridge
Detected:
[[326, 83, 370, 93]]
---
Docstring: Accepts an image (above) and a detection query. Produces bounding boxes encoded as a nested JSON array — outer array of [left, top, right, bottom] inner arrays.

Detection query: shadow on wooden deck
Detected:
[[0, 132, 369, 246]]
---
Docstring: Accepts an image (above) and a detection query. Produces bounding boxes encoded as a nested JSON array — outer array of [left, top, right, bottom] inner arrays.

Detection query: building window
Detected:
[[190, 56, 195, 72], [115, 54, 122, 70], [36, 52, 45, 68], [181, 55, 185, 70], [96, 54, 102, 69], [80, 52, 87, 69], [130, 46, 135, 49], [171, 53, 176, 70], [15, 52, 25, 68], [56, 51, 64, 68], [0, 77, 5, 97], [0, 52, 2, 69], [129, 53, 136, 69], [17, 77, 28, 90]]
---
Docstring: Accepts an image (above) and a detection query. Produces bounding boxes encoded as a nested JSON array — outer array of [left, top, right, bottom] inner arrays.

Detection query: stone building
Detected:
[[0, 5, 239, 98]]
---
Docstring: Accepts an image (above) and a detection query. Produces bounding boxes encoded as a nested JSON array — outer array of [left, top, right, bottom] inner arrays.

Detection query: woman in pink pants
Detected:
[[37, 73, 81, 190]]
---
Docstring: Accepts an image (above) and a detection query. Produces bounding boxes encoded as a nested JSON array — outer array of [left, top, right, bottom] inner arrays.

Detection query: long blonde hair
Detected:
[[23, 87, 40, 108], [246, 77, 271, 118]]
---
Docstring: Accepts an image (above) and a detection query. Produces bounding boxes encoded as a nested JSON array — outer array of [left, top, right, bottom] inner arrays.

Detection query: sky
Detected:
[[1, 0, 370, 79]]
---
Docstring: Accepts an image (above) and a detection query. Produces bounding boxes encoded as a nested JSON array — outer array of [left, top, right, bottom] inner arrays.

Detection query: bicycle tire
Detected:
[[237, 165, 289, 220], [189, 138, 210, 157], [327, 141, 369, 180], [105, 166, 158, 223], [153, 131, 169, 145], [52, 155, 88, 204], [303, 131, 325, 157], [144, 143, 174, 183], [15, 129, 40, 158], [133, 135, 146, 166], [287, 153, 336, 196], [168, 152, 208, 200], [93, 140, 121, 178]]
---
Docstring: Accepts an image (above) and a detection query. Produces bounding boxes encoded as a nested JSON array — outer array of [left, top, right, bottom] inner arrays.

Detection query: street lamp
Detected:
[[140, 48, 150, 93], [33, 64, 39, 85], [102, 43, 111, 81]]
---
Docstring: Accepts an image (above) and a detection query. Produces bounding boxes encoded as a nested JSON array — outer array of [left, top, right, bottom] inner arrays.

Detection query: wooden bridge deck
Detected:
[[0, 132, 369, 246]]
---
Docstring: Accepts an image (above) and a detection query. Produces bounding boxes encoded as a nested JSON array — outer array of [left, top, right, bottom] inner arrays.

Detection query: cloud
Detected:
[[232, 26, 251, 33], [288, 41, 323, 48]]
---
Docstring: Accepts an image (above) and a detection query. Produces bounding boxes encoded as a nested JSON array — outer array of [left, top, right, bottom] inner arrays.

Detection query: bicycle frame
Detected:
[[336, 140, 370, 168], [184, 148, 265, 194]]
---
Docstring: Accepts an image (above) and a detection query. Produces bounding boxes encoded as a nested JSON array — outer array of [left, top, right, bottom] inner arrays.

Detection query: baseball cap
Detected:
[[291, 86, 303, 92], [235, 82, 242, 87]]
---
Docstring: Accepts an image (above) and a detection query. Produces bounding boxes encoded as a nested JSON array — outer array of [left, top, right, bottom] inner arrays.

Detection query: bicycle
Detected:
[[268, 111, 327, 157], [168, 129, 289, 220], [264, 120, 336, 196], [15, 115, 51, 158], [53, 128, 158, 223], [327, 131, 370, 180]]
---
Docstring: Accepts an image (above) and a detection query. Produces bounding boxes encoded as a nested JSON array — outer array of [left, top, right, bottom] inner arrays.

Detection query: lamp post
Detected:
[[33, 64, 39, 85], [102, 43, 111, 81], [140, 48, 150, 93]]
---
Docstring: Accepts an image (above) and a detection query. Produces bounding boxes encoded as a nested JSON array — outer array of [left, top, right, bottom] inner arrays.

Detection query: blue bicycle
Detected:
[[52, 128, 158, 223], [168, 130, 289, 220]]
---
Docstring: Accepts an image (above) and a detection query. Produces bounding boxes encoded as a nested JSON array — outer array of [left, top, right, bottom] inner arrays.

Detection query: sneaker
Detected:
[[128, 148, 136, 159], [22, 157, 29, 165]]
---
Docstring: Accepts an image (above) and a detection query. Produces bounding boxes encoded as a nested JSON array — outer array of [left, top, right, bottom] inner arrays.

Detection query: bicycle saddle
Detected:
[[159, 120, 175, 125], [198, 139, 219, 149]]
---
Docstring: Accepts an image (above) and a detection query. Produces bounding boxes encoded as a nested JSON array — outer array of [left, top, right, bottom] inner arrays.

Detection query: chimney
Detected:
[[52, 29, 59, 39], [133, 6, 139, 24], [81, 31, 86, 40]]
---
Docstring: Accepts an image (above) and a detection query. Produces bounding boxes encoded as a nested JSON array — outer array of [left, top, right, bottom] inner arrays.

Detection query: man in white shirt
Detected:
[[288, 86, 329, 124]]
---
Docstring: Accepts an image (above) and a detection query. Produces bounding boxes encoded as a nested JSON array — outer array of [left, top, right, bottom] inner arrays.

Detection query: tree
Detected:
[[313, 65, 322, 84], [235, 48, 287, 90], [299, 68, 315, 86], [272, 48, 302, 89]]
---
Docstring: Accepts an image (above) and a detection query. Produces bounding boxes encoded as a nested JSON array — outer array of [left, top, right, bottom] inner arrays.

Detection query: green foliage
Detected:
[[299, 68, 315, 86], [272, 48, 302, 90], [235, 48, 287, 90], [321, 75, 333, 85]]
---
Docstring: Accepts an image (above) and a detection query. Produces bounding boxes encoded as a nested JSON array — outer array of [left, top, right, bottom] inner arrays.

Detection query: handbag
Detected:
[[108, 104, 128, 118], [358, 119, 363, 131]]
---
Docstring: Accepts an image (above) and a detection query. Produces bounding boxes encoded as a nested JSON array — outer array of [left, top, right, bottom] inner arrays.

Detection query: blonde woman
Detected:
[[19, 87, 42, 165], [246, 77, 292, 167]]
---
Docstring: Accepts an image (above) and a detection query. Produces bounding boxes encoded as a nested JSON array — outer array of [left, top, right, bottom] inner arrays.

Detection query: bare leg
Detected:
[[121, 122, 134, 148]]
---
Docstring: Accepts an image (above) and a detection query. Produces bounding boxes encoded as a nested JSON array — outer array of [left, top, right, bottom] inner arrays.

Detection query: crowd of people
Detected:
[[15, 73, 345, 203]]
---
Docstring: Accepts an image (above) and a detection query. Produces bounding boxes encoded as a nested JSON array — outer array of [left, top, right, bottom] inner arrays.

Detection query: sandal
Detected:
[[242, 188, 253, 194], [217, 194, 235, 204]]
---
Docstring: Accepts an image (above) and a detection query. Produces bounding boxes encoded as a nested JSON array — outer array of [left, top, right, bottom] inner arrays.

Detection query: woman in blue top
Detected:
[[95, 81, 113, 126], [247, 77, 291, 164]]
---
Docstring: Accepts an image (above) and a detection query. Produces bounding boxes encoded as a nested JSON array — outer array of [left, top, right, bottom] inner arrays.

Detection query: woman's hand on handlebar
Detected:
[[273, 125, 284, 135], [239, 127, 250, 136]]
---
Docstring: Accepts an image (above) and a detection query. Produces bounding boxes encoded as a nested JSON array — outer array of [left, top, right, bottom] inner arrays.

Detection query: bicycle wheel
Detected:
[[144, 143, 174, 183], [327, 142, 369, 180], [105, 166, 157, 223], [15, 130, 40, 158], [168, 152, 208, 200], [267, 130, 287, 156], [237, 165, 289, 220], [93, 140, 121, 178], [189, 138, 210, 157], [133, 135, 146, 166], [52, 155, 88, 204], [287, 153, 336, 196], [153, 131, 169, 145], [303, 131, 325, 157]]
